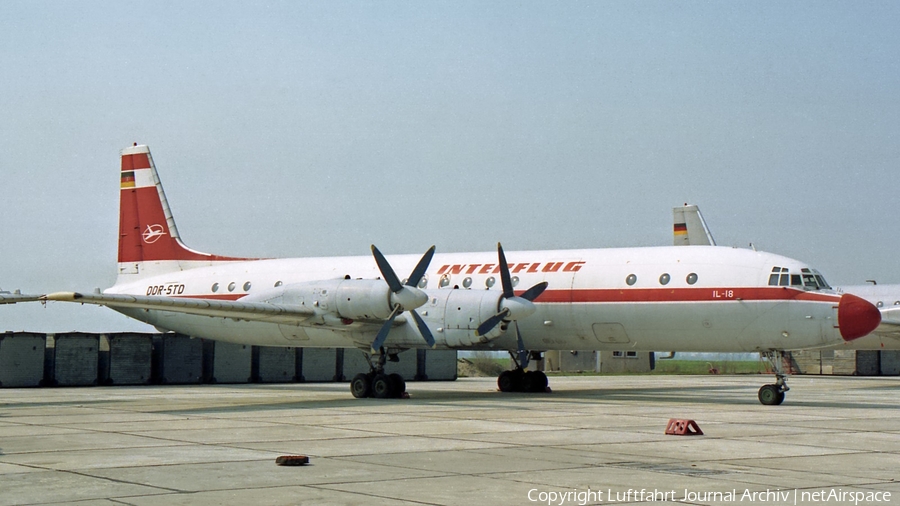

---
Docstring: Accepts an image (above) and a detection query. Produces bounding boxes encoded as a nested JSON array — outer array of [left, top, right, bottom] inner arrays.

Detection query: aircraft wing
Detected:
[[42, 291, 316, 325], [0, 293, 41, 304]]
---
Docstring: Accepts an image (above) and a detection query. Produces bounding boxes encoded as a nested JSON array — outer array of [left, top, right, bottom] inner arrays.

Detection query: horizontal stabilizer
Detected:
[[42, 292, 315, 324], [0, 293, 41, 304]]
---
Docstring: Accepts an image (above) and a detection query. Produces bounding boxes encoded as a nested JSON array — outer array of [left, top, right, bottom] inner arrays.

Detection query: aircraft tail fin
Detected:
[[673, 204, 716, 246], [117, 144, 253, 280]]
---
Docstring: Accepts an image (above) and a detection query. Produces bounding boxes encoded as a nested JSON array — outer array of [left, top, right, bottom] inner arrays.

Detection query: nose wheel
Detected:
[[758, 351, 789, 405], [758, 383, 786, 405]]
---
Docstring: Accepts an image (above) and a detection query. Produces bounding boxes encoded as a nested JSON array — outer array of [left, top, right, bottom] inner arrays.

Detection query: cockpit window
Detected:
[[769, 266, 831, 290], [802, 273, 817, 289], [768, 268, 780, 286], [768, 266, 790, 286], [813, 270, 831, 289]]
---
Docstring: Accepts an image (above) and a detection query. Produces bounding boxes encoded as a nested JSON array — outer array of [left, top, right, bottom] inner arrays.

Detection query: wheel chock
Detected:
[[276, 455, 310, 466], [665, 419, 703, 436]]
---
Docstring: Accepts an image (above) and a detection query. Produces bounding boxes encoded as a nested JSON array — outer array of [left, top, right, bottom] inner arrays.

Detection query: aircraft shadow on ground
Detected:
[[142, 381, 900, 415]]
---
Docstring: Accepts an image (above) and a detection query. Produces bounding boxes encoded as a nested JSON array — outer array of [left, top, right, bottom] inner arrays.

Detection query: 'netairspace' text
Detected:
[[526, 488, 892, 505]]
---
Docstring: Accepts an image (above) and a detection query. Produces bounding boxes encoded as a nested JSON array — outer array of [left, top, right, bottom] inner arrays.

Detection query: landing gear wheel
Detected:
[[758, 384, 785, 405], [522, 371, 548, 392], [371, 373, 394, 399], [525, 370, 548, 392], [350, 373, 372, 398], [388, 373, 406, 398], [498, 369, 525, 392]]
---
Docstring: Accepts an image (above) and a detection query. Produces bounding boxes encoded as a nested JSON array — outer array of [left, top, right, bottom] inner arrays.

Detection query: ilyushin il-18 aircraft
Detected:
[[39, 145, 882, 405], [673, 203, 900, 350]]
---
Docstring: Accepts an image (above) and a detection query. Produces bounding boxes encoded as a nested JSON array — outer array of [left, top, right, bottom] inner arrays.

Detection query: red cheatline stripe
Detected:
[[167, 287, 840, 304], [533, 287, 840, 304]]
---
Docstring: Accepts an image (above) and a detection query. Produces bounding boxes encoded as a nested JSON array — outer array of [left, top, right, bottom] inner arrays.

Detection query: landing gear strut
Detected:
[[350, 350, 407, 399], [497, 351, 549, 393], [758, 350, 789, 405]]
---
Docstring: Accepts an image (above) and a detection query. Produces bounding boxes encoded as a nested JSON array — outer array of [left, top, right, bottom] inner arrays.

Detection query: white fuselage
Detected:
[[108, 245, 850, 353]]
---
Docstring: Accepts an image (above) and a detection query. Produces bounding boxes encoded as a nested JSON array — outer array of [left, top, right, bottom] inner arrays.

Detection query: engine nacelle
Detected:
[[249, 279, 395, 321], [427, 289, 506, 348], [333, 279, 396, 320]]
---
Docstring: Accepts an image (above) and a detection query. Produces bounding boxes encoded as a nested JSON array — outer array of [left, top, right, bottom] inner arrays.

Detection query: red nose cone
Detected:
[[838, 293, 881, 341]]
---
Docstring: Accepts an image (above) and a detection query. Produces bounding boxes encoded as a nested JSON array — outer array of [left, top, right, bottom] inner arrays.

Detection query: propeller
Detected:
[[370, 245, 436, 353], [475, 243, 548, 337]]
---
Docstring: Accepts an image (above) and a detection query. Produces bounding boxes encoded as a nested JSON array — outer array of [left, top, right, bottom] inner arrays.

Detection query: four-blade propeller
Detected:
[[370, 245, 436, 353], [370, 242, 548, 360], [475, 243, 548, 367], [475, 243, 548, 337]]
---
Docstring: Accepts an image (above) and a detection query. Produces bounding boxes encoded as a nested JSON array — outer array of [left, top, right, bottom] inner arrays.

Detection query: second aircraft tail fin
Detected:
[[673, 204, 716, 246]]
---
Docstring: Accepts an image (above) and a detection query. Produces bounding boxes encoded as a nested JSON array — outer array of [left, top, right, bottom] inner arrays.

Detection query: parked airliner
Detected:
[[40, 145, 882, 405], [672, 204, 900, 350]]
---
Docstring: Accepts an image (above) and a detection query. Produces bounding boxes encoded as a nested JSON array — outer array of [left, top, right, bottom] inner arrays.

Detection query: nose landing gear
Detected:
[[758, 350, 789, 405]]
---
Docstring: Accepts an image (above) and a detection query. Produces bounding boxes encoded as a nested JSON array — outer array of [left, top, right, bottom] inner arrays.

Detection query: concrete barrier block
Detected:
[[424, 349, 458, 380], [856, 350, 880, 376], [0, 333, 46, 387], [301, 348, 337, 382], [881, 351, 900, 375], [54, 333, 99, 386], [211, 342, 252, 383], [160, 334, 203, 384], [257, 346, 297, 383], [106, 333, 153, 385]]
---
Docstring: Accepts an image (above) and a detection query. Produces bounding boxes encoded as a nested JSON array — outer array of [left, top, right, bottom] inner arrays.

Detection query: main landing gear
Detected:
[[497, 351, 550, 393], [758, 350, 789, 406], [350, 350, 407, 399]]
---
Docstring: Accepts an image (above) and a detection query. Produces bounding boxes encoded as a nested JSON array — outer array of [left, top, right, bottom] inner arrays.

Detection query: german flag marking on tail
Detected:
[[121, 171, 136, 188]]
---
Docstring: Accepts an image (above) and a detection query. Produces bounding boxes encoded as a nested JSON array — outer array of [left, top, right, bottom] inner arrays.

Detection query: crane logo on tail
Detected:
[[142, 224, 167, 244]]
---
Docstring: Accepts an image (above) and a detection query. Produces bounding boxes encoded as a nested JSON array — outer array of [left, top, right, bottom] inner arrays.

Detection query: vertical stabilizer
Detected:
[[673, 204, 716, 246], [117, 144, 253, 280]]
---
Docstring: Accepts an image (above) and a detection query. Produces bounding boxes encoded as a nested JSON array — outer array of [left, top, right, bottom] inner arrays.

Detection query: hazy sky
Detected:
[[2, 2, 899, 332]]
